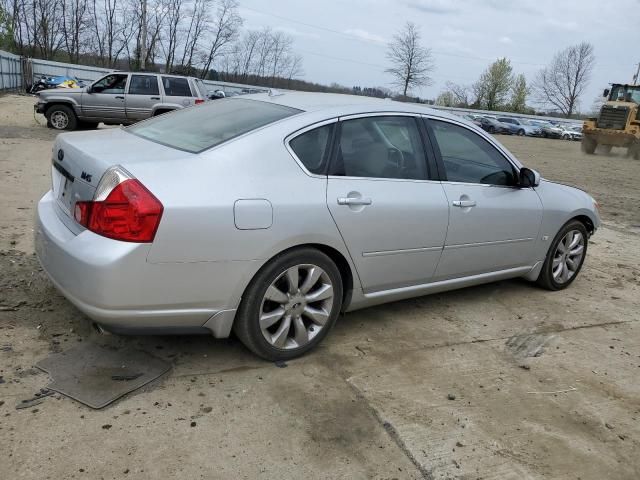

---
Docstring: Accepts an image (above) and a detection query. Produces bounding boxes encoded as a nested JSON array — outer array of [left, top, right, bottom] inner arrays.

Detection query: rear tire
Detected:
[[488, 126, 495, 134], [537, 220, 588, 291], [581, 136, 597, 154], [517, 129, 525, 136], [45, 105, 77, 131], [234, 248, 343, 361]]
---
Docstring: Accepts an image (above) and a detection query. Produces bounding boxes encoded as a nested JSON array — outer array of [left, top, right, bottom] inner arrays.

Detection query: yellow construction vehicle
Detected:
[[582, 84, 640, 159]]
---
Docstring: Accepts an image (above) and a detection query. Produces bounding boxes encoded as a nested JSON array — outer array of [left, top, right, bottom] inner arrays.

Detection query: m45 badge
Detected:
[[81, 171, 92, 183]]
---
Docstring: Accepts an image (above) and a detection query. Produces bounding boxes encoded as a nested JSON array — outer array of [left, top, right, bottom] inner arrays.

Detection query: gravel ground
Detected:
[[1, 94, 639, 479]]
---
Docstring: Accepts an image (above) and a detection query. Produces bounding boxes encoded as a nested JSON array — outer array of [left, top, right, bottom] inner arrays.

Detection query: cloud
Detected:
[[499, 36, 513, 44], [545, 18, 579, 31], [405, 0, 458, 14], [344, 28, 387, 44]]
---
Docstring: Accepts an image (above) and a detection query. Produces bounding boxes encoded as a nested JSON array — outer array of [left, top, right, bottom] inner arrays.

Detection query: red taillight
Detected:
[[75, 179, 163, 243], [195, 98, 205, 104]]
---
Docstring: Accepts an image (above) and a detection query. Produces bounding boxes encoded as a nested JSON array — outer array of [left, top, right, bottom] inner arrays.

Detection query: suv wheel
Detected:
[[46, 105, 77, 131], [234, 248, 343, 361]]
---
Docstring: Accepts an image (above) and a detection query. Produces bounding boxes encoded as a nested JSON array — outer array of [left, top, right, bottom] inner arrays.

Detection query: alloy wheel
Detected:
[[259, 264, 334, 349], [552, 230, 585, 284], [50, 111, 69, 129]]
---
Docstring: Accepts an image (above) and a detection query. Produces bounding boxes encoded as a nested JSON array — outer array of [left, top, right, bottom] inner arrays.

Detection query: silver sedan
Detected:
[[35, 92, 600, 360]]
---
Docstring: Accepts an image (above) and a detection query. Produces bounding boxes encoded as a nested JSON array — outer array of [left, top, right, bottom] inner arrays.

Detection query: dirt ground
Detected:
[[1, 94, 639, 479]]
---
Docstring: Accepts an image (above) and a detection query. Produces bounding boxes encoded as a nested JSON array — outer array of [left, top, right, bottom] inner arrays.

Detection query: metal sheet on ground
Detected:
[[36, 343, 171, 409]]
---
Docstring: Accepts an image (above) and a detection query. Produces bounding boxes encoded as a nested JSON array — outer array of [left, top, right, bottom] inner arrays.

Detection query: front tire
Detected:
[[581, 136, 597, 154], [537, 220, 588, 291], [517, 129, 525, 136], [45, 105, 77, 131], [234, 248, 343, 361]]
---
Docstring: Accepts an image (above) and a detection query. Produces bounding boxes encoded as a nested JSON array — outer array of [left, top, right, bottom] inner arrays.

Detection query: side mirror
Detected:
[[603, 88, 610, 98], [519, 167, 540, 188]]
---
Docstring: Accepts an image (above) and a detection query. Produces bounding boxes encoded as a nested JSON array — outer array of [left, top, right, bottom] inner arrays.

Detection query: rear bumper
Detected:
[[35, 191, 248, 337]]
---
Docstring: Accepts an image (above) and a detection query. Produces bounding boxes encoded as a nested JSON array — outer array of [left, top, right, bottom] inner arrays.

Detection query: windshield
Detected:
[[128, 98, 302, 153], [609, 85, 640, 104]]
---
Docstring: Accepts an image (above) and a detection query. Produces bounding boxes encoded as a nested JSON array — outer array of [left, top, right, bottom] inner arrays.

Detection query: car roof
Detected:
[[238, 91, 463, 122]]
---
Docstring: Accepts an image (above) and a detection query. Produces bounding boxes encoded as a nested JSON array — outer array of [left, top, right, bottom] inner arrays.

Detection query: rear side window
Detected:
[[331, 116, 428, 180], [129, 75, 159, 95], [162, 76, 192, 97], [289, 124, 334, 174], [128, 98, 301, 153]]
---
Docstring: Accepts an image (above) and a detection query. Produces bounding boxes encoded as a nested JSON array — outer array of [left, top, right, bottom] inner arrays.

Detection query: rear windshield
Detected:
[[127, 98, 301, 153]]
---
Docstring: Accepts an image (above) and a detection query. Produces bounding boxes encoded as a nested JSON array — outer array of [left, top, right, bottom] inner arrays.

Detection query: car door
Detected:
[[425, 118, 543, 281], [126, 74, 161, 120], [325, 114, 449, 293], [160, 75, 195, 109], [82, 73, 129, 120]]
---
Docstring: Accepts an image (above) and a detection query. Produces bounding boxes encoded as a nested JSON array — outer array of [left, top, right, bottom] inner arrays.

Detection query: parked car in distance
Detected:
[[35, 72, 209, 131], [540, 122, 565, 139], [35, 92, 600, 360], [497, 117, 542, 137], [479, 116, 512, 134], [564, 125, 583, 141]]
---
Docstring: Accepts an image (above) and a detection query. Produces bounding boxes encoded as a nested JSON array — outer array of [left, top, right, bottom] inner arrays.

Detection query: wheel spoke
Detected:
[[553, 261, 563, 279], [557, 240, 567, 254], [552, 256, 563, 268], [303, 305, 329, 326], [265, 285, 288, 304], [292, 315, 309, 346], [286, 267, 299, 294], [569, 245, 584, 256], [299, 266, 322, 294], [271, 315, 292, 348], [568, 232, 582, 249], [561, 262, 570, 282], [260, 307, 285, 329], [566, 257, 577, 270], [305, 283, 333, 303]]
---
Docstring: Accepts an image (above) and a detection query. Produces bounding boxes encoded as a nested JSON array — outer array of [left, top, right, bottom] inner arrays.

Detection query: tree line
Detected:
[[0, 2, 597, 117], [0, 0, 305, 85], [386, 22, 596, 118]]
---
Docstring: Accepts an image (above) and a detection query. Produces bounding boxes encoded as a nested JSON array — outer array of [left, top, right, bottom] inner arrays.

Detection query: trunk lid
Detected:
[[51, 127, 192, 232]]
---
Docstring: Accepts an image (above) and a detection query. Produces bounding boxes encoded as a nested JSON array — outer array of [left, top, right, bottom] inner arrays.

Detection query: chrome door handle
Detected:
[[115, 96, 124, 99], [452, 200, 476, 208], [337, 197, 372, 206], [150, 96, 160, 100]]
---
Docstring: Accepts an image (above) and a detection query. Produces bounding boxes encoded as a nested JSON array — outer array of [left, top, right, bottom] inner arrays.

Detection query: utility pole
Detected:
[[140, 0, 147, 70], [633, 62, 640, 85]]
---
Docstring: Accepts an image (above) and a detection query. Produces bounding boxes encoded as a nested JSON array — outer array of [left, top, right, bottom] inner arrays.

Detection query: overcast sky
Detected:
[[238, 0, 639, 112]]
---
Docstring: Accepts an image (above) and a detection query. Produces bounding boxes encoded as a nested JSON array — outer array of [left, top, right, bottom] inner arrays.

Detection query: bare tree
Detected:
[[445, 81, 471, 107], [179, 0, 210, 73], [533, 42, 595, 118], [200, 0, 241, 78], [385, 22, 434, 96], [161, 0, 183, 72], [61, 0, 89, 63]]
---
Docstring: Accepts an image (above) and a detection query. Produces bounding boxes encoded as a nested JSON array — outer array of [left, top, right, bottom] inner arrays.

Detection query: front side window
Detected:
[[129, 75, 160, 95], [92, 74, 128, 94], [429, 119, 517, 186], [289, 124, 334, 175], [162, 76, 192, 97], [128, 98, 301, 153], [331, 116, 428, 180]]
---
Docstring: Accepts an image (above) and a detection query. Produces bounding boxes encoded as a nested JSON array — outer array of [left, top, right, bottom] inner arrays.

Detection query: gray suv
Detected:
[[35, 72, 209, 130]]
